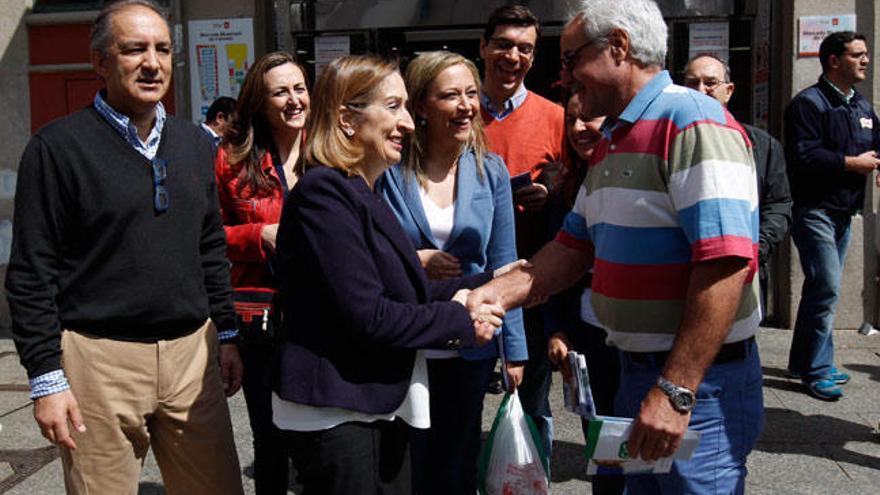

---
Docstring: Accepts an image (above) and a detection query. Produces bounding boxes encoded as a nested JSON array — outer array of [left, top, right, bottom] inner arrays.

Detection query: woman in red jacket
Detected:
[[215, 51, 309, 495]]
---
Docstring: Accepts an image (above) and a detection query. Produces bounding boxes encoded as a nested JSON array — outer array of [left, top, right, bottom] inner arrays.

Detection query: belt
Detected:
[[623, 336, 755, 366]]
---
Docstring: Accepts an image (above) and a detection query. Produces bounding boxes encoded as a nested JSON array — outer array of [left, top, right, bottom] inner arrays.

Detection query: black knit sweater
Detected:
[[6, 106, 236, 378]]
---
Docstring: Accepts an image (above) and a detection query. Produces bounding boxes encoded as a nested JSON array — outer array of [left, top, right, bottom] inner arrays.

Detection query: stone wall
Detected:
[[0, 0, 33, 332]]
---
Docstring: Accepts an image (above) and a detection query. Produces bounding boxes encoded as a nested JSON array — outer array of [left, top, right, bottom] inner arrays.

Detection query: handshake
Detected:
[[452, 288, 504, 346], [451, 259, 537, 347]]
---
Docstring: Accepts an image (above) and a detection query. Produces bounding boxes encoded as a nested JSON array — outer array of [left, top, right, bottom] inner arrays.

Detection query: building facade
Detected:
[[1, 0, 878, 331]]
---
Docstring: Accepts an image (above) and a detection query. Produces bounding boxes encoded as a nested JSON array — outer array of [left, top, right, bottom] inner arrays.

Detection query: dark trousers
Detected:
[[517, 307, 554, 457], [566, 320, 624, 495], [239, 342, 290, 495], [286, 419, 412, 495], [411, 357, 495, 494]]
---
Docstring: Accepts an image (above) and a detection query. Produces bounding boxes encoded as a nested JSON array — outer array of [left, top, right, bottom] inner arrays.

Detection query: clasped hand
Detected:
[[452, 289, 504, 346]]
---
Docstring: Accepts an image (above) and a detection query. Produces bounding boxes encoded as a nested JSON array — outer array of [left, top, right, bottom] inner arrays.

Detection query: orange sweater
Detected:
[[481, 90, 565, 257], [481, 90, 565, 180]]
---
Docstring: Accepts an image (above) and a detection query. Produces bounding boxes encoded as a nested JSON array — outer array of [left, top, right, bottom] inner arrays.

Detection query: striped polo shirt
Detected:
[[556, 71, 760, 352]]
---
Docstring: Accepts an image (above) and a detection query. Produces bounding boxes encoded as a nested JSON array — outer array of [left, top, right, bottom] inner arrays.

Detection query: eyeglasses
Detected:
[[489, 37, 535, 56], [683, 77, 727, 91], [561, 38, 604, 73], [151, 157, 169, 214]]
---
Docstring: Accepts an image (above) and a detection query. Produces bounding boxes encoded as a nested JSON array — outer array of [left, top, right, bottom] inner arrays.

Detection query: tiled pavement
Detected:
[[0, 328, 878, 494]]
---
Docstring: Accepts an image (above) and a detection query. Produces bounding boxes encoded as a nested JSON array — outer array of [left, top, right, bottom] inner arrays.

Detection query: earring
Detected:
[[343, 128, 354, 137], [418, 117, 427, 127]]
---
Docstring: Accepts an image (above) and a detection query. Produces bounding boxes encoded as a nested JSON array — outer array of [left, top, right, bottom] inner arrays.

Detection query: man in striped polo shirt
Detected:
[[467, 0, 762, 492]]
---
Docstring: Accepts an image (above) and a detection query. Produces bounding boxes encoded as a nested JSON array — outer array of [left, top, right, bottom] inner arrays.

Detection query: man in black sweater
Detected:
[[683, 54, 793, 317], [5, 1, 244, 493]]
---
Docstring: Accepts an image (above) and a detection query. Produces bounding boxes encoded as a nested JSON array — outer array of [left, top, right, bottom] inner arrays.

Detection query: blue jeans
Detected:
[[788, 207, 852, 380], [615, 340, 764, 495]]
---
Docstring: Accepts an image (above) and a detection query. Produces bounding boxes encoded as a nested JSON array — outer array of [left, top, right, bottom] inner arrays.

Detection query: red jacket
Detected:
[[215, 146, 285, 289]]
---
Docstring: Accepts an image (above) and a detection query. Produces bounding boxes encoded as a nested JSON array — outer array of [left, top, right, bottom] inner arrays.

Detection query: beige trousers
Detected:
[[59, 321, 244, 495]]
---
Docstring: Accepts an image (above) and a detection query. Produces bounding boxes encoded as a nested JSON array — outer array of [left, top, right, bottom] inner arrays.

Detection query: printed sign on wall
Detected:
[[798, 15, 856, 57], [188, 18, 255, 123], [688, 22, 729, 62]]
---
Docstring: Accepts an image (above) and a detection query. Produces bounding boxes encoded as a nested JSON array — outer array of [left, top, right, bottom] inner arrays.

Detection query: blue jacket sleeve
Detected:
[[486, 156, 528, 362]]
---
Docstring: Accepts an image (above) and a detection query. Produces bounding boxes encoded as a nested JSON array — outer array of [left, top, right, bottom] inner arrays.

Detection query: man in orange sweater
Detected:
[[478, 4, 565, 458]]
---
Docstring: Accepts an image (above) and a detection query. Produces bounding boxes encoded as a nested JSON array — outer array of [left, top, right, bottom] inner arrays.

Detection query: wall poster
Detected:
[[798, 15, 856, 57], [188, 18, 255, 123]]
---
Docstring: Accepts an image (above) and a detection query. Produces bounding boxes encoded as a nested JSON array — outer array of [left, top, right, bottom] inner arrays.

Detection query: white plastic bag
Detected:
[[477, 389, 550, 495]]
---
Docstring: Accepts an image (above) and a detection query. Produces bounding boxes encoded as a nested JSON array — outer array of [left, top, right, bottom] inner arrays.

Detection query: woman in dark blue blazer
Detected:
[[272, 55, 502, 495], [379, 51, 527, 495]]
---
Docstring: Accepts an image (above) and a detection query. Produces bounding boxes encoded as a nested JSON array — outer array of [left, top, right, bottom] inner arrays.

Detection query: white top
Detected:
[[272, 350, 431, 431], [418, 187, 459, 360], [418, 187, 455, 247]]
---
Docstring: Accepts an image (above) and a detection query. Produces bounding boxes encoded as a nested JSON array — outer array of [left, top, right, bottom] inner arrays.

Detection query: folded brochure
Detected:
[[562, 350, 595, 419], [584, 416, 701, 475]]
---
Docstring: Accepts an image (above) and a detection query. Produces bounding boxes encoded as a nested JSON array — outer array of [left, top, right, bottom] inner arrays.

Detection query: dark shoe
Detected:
[[487, 377, 504, 395], [805, 378, 843, 401]]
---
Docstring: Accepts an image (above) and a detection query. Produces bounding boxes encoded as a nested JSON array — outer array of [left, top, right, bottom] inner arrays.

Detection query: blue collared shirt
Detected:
[[93, 91, 166, 160], [599, 70, 673, 139], [480, 83, 528, 121], [29, 92, 238, 400]]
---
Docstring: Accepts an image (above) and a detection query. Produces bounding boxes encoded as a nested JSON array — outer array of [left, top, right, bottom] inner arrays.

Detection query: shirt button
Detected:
[[610, 144, 617, 150]]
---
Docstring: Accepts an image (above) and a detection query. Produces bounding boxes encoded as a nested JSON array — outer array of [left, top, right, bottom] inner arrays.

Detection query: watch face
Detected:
[[674, 391, 696, 411]]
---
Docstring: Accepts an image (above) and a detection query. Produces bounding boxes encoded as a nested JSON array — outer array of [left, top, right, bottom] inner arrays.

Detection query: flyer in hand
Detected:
[[584, 416, 701, 475]]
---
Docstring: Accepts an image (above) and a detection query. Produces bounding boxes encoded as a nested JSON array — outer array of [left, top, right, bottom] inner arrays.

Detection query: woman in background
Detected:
[[215, 51, 308, 495], [380, 50, 526, 494], [545, 93, 623, 495], [272, 54, 502, 495]]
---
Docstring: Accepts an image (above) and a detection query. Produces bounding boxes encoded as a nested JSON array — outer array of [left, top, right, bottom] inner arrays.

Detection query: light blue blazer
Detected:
[[380, 150, 528, 362]]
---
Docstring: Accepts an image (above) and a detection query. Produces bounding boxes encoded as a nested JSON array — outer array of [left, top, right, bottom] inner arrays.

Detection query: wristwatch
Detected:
[[656, 376, 696, 413]]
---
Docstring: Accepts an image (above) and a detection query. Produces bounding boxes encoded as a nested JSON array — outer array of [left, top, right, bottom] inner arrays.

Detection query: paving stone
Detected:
[[0, 461, 14, 481], [758, 407, 875, 444], [826, 440, 880, 484], [4, 457, 64, 495], [0, 351, 27, 388], [0, 402, 54, 449], [855, 412, 880, 434], [747, 443, 851, 494], [770, 381, 880, 415], [1, 328, 878, 495], [0, 390, 30, 417], [761, 385, 786, 408], [834, 331, 880, 350], [0, 340, 16, 354]]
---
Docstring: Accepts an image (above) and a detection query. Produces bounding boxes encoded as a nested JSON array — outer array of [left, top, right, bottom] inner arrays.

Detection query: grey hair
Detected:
[[569, 0, 667, 67], [686, 53, 731, 83], [90, 0, 170, 57]]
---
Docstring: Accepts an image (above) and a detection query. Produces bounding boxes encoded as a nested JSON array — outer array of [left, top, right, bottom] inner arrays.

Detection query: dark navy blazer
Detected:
[[274, 165, 491, 414], [380, 151, 527, 362]]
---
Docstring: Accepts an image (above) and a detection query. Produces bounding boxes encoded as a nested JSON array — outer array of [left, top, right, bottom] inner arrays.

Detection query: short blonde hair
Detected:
[[403, 51, 489, 185], [304, 55, 399, 174]]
